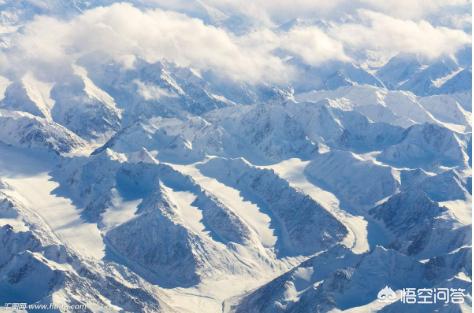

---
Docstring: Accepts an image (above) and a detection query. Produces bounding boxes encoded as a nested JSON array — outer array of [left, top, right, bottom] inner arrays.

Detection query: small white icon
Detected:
[[377, 285, 398, 302]]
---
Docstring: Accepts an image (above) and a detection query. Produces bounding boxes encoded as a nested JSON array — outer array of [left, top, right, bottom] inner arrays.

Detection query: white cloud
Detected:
[[236, 26, 349, 67], [134, 80, 179, 100], [0, 2, 470, 85], [331, 10, 471, 60], [2, 3, 290, 83], [281, 26, 350, 65]]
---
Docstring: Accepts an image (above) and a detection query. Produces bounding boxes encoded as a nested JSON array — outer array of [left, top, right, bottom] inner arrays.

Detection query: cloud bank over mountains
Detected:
[[0, 0, 471, 83]]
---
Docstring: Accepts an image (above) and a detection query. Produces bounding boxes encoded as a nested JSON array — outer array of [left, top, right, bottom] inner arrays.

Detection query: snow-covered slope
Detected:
[[305, 150, 398, 208], [376, 54, 472, 97], [0, 73, 54, 120], [296, 84, 472, 130], [0, 147, 177, 313], [378, 123, 466, 168], [232, 243, 472, 313], [0, 109, 86, 154], [369, 191, 470, 258], [49, 66, 122, 141], [198, 157, 348, 256]]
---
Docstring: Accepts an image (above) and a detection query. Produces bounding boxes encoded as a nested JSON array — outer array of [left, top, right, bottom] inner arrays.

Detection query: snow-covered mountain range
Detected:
[[0, 1, 471, 312]]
